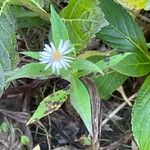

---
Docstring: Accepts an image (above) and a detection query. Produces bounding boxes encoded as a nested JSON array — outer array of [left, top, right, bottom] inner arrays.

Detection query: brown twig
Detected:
[[82, 78, 102, 150], [131, 10, 150, 23], [117, 86, 132, 106], [102, 93, 137, 126]]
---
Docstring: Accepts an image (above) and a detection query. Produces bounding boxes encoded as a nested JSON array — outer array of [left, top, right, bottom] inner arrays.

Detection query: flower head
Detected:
[[39, 39, 74, 74]]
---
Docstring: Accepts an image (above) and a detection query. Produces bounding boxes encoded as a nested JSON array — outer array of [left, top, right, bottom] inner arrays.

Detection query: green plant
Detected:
[[0, 120, 30, 148], [0, 0, 150, 149]]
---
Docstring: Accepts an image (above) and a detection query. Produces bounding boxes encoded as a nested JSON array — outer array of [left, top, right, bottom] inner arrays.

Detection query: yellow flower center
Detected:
[[52, 51, 62, 61]]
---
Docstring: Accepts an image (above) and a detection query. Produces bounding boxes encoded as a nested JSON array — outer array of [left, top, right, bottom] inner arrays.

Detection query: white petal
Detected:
[[44, 48, 52, 54], [52, 63, 56, 73], [55, 62, 61, 74], [60, 61, 68, 70], [63, 56, 74, 60], [50, 42, 56, 51], [45, 44, 52, 53], [62, 58, 73, 63], [58, 39, 63, 50], [43, 55, 52, 59], [62, 60, 70, 67], [62, 48, 74, 55], [61, 40, 70, 52], [40, 51, 51, 57], [40, 55, 51, 59], [45, 62, 52, 70], [40, 60, 51, 64], [43, 48, 48, 52], [40, 56, 50, 61]]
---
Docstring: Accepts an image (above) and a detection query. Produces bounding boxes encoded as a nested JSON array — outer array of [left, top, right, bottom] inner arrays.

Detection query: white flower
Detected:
[[39, 39, 74, 74]]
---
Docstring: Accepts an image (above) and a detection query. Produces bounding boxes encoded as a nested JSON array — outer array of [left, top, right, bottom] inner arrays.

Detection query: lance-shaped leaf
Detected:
[[61, 0, 108, 50], [20, 51, 40, 60], [70, 75, 92, 135], [27, 90, 68, 124], [132, 75, 150, 150], [50, 5, 69, 46], [96, 52, 132, 71], [111, 53, 150, 77], [95, 52, 150, 77], [71, 59, 104, 75], [5, 63, 52, 82]]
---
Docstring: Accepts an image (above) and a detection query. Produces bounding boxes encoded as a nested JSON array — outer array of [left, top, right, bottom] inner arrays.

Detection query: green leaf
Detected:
[[97, 0, 150, 60], [27, 90, 68, 124], [0, 3, 18, 96], [8, 0, 50, 21], [93, 71, 127, 100], [21, 51, 40, 60], [132, 75, 150, 150], [61, 0, 108, 50], [11, 5, 36, 18], [5, 63, 52, 82], [23, 0, 49, 21], [0, 122, 9, 133], [96, 52, 132, 71], [70, 75, 92, 135], [82, 136, 91, 146], [111, 53, 150, 77], [32, 145, 41, 150], [0, 65, 5, 96], [11, 6, 48, 28], [71, 59, 104, 75], [21, 135, 30, 145], [78, 51, 111, 60], [96, 52, 150, 77], [50, 5, 69, 46], [145, 0, 150, 10], [0, 4, 18, 71], [17, 16, 48, 28], [32, 0, 44, 7]]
